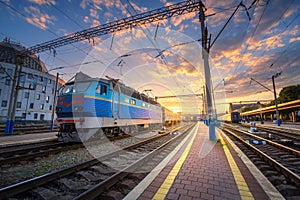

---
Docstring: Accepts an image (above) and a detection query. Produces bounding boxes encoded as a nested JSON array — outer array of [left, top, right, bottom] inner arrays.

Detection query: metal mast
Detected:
[[27, 0, 203, 54]]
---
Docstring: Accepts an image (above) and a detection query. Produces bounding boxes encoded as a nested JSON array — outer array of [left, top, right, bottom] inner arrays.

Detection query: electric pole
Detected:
[[50, 72, 59, 131], [5, 54, 23, 134], [272, 72, 281, 126], [199, 1, 216, 140]]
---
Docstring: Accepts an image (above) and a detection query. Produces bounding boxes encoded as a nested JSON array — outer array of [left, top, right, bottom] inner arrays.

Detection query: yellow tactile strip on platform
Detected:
[[152, 127, 197, 200], [219, 136, 254, 200]]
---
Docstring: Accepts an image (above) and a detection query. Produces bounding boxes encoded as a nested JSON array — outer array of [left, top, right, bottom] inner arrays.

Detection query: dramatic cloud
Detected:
[[24, 6, 56, 30], [129, 1, 147, 13], [170, 12, 196, 27], [28, 0, 55, 5]]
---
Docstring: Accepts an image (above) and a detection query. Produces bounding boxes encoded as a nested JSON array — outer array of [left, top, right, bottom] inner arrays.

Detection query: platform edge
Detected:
[[217, 128, 285, 200]]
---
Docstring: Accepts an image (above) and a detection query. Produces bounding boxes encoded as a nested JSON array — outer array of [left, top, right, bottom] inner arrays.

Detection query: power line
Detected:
[[232, 0, 269, 75]]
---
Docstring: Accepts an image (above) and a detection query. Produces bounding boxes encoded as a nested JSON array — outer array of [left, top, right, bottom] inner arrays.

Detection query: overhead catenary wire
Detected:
[[232, 0, 270, 75], [0, 0, 107, 72]]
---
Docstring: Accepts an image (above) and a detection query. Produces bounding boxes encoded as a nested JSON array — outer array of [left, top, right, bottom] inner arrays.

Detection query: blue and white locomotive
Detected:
[[56, 73, 180, 142]]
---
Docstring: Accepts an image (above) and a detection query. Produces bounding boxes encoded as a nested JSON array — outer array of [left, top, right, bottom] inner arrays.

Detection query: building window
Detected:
[[29, 103, 34, 109], [0, 89, 1, 96], [5, 79, 10, 85], [24, 92, 29, 98], [34, 113, 38, 119], [40, 114, 45, 120], [46, 96, 50, 103], [39, 76, 43, 82], [49, 105, 52, 110], [29, 84, 36, 90], [48, 79, 52, 84], [17, 102, 21, 108], [1, 100, 7, 107], [7, 69, 13, 76], [131, 99, 136, 105], [0, 66, 5, 73], [22, 113, 26, 119], [36, 94, 40, 100], [42, 86, 46, 93], [28, 73, 33, 79], [40, 104, 44, 110]]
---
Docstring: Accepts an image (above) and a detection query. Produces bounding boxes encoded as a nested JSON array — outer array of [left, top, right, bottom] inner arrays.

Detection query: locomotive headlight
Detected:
[[74, 106, 83, 111]]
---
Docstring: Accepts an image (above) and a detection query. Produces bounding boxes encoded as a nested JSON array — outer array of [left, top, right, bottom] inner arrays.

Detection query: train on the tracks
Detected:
[[56, 75, 181, 142], [218, 111, 241, 123]]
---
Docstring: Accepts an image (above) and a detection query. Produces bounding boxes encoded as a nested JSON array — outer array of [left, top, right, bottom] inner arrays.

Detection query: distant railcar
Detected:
[[219, 112, 241, 123], [230, 112, 241, 123]]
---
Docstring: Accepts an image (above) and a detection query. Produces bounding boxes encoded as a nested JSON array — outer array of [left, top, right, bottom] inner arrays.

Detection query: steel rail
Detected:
[[223, 124, 300, 156], [0, 143, 83, 165], [222, 127, 300, 187], [0, 142, 63, 158], [0, 124, 191, 199], [74, 124, 196, 199], [241, 123, 300, 143]]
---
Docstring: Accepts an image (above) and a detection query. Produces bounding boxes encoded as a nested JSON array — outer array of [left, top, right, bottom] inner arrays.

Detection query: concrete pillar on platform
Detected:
[[292, 111, 295, 123]]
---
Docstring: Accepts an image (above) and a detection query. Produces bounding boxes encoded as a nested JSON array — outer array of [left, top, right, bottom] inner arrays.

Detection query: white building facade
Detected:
[[0, 39, 64, 124]]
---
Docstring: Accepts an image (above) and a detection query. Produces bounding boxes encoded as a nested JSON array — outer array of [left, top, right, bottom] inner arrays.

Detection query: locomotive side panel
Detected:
[[57, 79, 164, 142]]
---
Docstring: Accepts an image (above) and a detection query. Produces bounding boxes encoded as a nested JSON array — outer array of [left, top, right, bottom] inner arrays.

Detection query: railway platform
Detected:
[[257, 121, 300, 130], [0, 132, 57, 147], [124, 122, 284, 200]]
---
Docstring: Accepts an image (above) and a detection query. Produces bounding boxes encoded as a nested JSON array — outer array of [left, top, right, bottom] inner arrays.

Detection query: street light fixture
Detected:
[[272, 71, 282, 126], [249, 75, 282, 126]]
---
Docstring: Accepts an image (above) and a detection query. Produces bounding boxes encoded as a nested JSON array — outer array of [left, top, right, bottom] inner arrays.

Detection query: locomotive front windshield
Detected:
[[60, 82, 91, 94]]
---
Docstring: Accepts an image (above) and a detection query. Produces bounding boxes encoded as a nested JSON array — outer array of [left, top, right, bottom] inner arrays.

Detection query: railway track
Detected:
[[0, 123, 196, 199], [221, 125, 300, 199], [238, 123, 300, 150], [0, 141, 82, 165], [241, 124, 300, 145], [0, 124, 59, 135], [0, 128, 161, 165]]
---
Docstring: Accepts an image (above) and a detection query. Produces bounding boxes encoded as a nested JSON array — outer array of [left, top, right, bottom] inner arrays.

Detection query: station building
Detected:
[[241, 99, 300, 123], [0, 38, 64, 124]]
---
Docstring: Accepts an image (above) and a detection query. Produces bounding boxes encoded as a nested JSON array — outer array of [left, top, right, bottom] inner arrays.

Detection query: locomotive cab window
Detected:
[[74, 82, 91, 92], [96, 83, 107, 95], [131, 99, 136, 105]]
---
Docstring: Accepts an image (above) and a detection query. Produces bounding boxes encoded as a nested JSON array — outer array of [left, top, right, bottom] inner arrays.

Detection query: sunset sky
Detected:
[[1, 0, 300, 115]]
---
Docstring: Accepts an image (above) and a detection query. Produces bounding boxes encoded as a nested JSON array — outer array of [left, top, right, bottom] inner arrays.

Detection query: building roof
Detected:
[[0, 38, 48, 73]]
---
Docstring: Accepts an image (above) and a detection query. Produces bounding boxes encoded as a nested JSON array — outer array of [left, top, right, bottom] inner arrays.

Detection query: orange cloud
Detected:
[[129, 1, 147, 13], [91, 19, 100, 27], [83, 16, 89, 23], [290, 37, 300, 43], [90, 8, 99, 19], [24, 6, 56, 30], [170, 12, 196, 27], [28, 0, 55, 5]]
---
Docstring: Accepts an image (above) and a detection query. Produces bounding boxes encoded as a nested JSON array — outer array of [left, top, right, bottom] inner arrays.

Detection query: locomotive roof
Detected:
[[65, 72, 160, 106]]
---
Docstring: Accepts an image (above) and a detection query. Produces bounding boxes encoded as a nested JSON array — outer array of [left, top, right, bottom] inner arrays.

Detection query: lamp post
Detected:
[[249, 76, 281, 125], [257, 101, 264, 124], [272, 72, 281, 126]]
